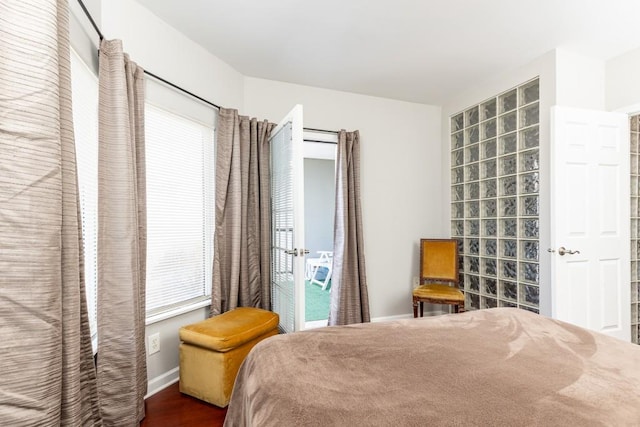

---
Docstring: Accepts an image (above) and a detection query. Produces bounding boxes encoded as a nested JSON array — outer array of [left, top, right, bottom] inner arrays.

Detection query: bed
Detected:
[[224, 308, 640, 426]]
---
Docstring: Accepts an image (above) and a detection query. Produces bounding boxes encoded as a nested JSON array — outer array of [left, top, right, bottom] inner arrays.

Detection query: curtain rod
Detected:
[[76, 0, 222, 111], [76, 0, 338, 135]]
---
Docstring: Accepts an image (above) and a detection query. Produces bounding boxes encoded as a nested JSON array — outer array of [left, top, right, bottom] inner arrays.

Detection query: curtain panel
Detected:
[[96, 39, 147, 426], [0, 0, 102, 425], [211, 108, 274, 315], [329, 130, 371, 325]]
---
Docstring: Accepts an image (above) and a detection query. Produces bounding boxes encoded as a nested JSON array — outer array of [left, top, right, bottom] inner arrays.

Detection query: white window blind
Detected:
[[70, 49, 99, 348], [145, 103, 214, 315]]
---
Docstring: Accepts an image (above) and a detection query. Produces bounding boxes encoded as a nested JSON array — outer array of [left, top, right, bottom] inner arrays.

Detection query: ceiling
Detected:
[[134, 0, 640, 105]]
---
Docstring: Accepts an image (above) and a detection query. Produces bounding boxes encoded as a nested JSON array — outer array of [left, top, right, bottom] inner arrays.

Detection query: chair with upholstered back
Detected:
[[412, 238, 464, 317]]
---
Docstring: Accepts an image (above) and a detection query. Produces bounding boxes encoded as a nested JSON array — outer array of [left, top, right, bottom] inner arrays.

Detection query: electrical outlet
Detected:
[[413, 276, 420, 288], [148, 333, 160, 355]]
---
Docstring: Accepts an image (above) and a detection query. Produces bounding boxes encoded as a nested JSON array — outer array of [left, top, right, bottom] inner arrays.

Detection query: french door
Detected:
[[270, 105, 306, 333]]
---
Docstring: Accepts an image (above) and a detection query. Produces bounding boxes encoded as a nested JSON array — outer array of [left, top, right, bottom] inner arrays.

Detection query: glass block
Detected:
[[521, 196, 539, 216], [465, 144, 479, 163], [452, 203, 464, 218], [481, 159, 497, 179], [466, 220, 480, 236], [520, 103, 539, 127], [500, 111, 518, 134], [452, 150, 464, 167], [632, 116, 640, 132], [520, 79, 539, 104], [501, 240, 517, 258], [457, 239, 464, 254], [482, 99, 497, 120], [452, 184, 463, 201], [465, 164, 479, 182], [501, 218, 517, 237], [632, 133, 639, 154], [452, 167, 464, 184], [452, 131, 464, 150], [482, 119, 497, 140], [500, 280, 517, 301], [632, 282, 638, 303], [466, 182, 479, 200], [501, 260, 517, 279], [520, 172, 539, 194], [500, 176, 517, 196], [520, 149, 539, 172], [451, 221, 464, 237], [483, 258, 497, 276], [484, 239, 497, 256], [499, 89, 517, 113], [483, 219, 497, 236], [452, 113, 464, 132], [468, 257, 480, 274], [467, 238, 480, 255], [499, 133, 518, 155], [499, 155, 517, 175], [519, 283, 540, 306], [466, 107, 479, 126], [482, 297, 498, 309], [481, 139, 497, 159], [467, 126, 479, 145], [633, 325, 638, 345], [467, 292, 480, 310], [500, 197, 517, 217], [522, 240, 539, 261], [499, 300, 517, 308], [521, 126, 539, 149], [465, 275, 480, 292], [481, 179, 497, 199], [520, 305, 539, 314], [467, 201, 480, 218], [483, 278, 497, 296], [634, 304, 639, 324], [482, 200, 497, 218], [634, 261, 638, 282], [521, 262, 539, 284], [520, 219, 540, 239]]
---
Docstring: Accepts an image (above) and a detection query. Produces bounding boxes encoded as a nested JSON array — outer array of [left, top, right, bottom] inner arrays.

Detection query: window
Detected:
[[70, 49, 99, 348], [145, 102, 214, 316], [451, 78, 540, 313]]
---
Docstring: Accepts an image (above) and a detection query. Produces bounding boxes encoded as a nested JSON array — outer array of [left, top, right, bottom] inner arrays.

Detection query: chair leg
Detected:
[[419, 301, 424, 318], [412, 300, 418, 318]]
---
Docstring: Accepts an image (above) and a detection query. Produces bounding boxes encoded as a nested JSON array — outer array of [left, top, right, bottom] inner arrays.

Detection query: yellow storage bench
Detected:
[[179, 307, 279, 407]]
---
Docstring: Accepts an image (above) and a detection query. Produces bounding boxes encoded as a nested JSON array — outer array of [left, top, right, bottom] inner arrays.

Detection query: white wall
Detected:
[[606, 46, 640, 113], [244, 77, 443, 319], [100, 0, 244, 111]]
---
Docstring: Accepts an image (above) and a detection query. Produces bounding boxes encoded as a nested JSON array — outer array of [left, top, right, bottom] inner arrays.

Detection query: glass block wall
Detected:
[[451, 78, 540, 313], [632, 114, 640, 344]]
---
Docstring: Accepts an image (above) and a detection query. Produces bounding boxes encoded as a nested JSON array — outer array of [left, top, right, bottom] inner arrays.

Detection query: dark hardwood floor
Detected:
[[140, 382, 227, 427]]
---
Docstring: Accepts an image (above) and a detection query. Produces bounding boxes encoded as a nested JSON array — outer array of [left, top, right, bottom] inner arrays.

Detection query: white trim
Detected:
[[371, 311, 448, 323], [145, 366, 180, 399], [145, 299, 210, 326]]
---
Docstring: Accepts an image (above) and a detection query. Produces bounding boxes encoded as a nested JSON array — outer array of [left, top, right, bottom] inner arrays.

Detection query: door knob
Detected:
[[557, 246, 580, 256]]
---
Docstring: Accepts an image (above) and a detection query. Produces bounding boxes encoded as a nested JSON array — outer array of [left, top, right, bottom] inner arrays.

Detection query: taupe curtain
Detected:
[[328, 130, 370, 325], [211, 108, 274, 315], [96, 39, 147, 426], [0, 0, 102, 425]]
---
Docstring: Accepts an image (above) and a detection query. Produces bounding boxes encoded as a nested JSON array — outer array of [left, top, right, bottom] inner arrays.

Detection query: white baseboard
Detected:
[[146, 366, 179, 399], [372, 310, 449, 323]]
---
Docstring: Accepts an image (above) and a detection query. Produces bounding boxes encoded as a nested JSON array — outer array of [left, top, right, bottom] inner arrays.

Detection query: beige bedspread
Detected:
[[224, 308, 640, 426]]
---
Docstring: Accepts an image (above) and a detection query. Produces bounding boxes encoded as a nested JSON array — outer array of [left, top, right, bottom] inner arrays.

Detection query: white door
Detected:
[[270, 105, 306, 333], [551, 106, 630, 341]]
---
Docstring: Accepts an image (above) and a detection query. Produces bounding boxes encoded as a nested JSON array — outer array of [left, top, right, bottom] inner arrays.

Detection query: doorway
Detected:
[[303, 132, 337, 329]]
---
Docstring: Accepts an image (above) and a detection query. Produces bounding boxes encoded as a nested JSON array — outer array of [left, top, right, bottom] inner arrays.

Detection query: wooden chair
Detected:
[[412, 239, 464, 317]]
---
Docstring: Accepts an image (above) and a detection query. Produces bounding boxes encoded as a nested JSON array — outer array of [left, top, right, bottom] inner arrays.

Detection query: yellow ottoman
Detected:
[[179, 307, 279, 407]]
